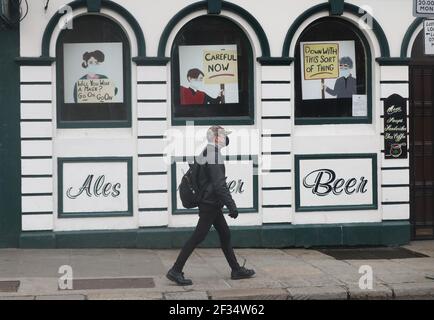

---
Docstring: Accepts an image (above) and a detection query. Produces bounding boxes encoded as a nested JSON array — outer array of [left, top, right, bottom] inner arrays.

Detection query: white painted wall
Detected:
[[19, 0, 419, 231]]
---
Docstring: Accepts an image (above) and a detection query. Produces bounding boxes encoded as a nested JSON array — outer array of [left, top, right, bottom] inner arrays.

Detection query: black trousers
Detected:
[[172, 204, 240, 272]]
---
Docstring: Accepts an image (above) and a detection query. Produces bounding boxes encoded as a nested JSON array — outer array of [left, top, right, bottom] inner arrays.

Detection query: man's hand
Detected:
[[229, 211, 238, 219]]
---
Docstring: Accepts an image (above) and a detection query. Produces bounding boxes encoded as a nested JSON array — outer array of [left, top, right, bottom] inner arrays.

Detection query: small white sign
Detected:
[[414, 0, 434, 17], [295, 154, 377, 211], [174, 159, 256, 212], [424, 20, 434, 55], [352, 95, 368, 117], [60, 159, 131, 215]]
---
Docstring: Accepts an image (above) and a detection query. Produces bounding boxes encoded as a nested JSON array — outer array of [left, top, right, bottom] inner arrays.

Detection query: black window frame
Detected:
[[294, 17, 372, 125], [170, 15, 255, 126], [56, 14, 132, 129]]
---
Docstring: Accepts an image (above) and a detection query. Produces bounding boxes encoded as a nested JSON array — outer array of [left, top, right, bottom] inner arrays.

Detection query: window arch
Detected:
[[294, 17, 372, 125], [56, 14, 131, 128], [170, 15, 254, 125]]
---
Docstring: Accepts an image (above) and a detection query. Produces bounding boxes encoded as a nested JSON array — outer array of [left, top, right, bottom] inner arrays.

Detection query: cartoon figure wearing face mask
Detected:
[[322, 56, 357, 99], [180, 68, 224, 105], [73, 50, 118, 103]]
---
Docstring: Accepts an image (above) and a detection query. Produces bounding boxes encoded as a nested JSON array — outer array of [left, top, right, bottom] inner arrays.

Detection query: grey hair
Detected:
[[340, 56, 354, 69]]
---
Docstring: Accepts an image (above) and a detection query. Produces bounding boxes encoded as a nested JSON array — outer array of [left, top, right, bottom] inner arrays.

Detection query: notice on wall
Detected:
[[424, 20, 434, 55], [172, 158, 257, 213], [59, 158, 132, 217], [300, 40, 357, 100], [178, 44, 239, 105], [413, 0, 434, 17], [352, 95, 368, 117], [295, 154, 377, 212], [384, 94, 408, 159]]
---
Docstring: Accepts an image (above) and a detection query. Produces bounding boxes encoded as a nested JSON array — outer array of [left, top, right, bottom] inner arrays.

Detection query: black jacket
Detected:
[[196, 144, 238, 214]]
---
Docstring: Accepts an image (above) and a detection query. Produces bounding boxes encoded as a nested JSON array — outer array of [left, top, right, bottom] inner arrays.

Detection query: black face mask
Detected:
[[225, 136, 230, 146]]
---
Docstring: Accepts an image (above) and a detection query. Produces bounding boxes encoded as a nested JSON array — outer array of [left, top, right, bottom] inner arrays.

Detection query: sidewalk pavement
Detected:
[[0, 241, 433, 300]]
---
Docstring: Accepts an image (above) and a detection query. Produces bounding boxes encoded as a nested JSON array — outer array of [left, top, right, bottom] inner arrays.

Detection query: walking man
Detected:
[[166, 126, 255, 285]]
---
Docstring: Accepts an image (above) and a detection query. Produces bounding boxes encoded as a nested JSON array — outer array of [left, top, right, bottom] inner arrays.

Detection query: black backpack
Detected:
[[178, 161, 206, 209]]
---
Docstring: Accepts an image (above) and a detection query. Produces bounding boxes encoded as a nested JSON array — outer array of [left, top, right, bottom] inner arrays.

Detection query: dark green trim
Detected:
[[157, 1, 270, 58], [401, 18, 424, 58], [381, 184, 410, 188], [329, 0, 344, 16], [295, 117, 372, 125], [18, 221, 411, 248], [37, 0, 146, 61], [207, 0, 222, 14], [262, 187, 292, 191], [15, 57, 56, 66], [282, 2, 390, 58], [376, 57, 411, 66], [382, 201, 410, 205], [256, 57, 294, 66], [86, 0, 101, 13], [295, 153, 378, 212], [57, 157, 133, 218], [381, 167, 409, 171], [138, 172, 167, 176], [0, 25, 21, 248], [139, 208, 168, 212], [171, 155, 258, 215], [171, 117, 254, 126], [132, 57, 170, 66]]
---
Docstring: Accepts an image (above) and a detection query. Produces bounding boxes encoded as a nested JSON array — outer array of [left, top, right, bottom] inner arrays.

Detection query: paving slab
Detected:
[[224, 278, 285, 289], [374, 272, 430, 284], [87, 291, 163, 300], [35, 294, 86, 300], [164, 291, 209, 300], [280, 274, 344, 288], [287, 286, 348, 300], [209, 288, 289, 300], [0, 295, 35, 300], [389, 282, 434, 299], [346, 284, 394, 300]]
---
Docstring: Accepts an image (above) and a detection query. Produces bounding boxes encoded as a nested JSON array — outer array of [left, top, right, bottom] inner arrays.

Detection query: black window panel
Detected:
[[294, 18, 367, 119], [171, 16, 253, 120], [56, 15, 131, 125]]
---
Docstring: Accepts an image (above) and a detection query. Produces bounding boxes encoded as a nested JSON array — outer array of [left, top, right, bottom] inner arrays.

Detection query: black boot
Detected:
[[166, 268, 193, 286], [231, 259, 255, 280]]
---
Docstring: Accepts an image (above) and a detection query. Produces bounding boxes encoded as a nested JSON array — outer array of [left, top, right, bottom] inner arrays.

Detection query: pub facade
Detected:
[[0, 0, 432, 248]]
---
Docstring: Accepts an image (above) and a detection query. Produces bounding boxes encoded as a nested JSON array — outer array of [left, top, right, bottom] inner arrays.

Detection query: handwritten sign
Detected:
[[203, 49, 238, 84], [384, 94, 408, 159], [59, 158, 132, 217], [76, 79, 116, 103], [303, 43, 339, 80]]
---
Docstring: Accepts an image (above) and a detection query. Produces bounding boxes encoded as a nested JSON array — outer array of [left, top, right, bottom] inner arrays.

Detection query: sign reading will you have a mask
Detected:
[[295, 154, 377, 212]]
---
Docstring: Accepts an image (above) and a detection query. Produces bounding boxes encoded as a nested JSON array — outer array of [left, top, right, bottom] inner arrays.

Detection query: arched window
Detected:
[[294, 17, 371, 125], [171, 15, 254, 125], [56, 15, 131, 128]]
